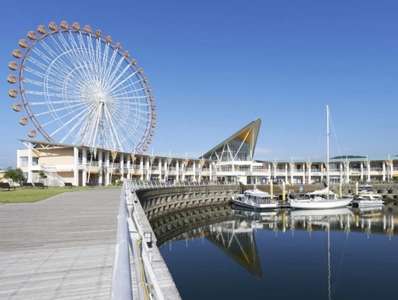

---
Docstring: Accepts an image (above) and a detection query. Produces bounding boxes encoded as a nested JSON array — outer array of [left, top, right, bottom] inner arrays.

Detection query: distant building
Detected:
[[16, 119, 398, 186], [200, 118, 262, 184], [0, 169, 5, 182]]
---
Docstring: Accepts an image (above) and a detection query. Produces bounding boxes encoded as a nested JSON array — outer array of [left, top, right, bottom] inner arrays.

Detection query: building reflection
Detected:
[[205, 220, 262, 277], [149, 203, 397, 277]]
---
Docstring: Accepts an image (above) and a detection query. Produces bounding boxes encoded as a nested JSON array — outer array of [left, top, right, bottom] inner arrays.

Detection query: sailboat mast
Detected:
[[326, 105, 330, 194], [327, 220, 331, 300]]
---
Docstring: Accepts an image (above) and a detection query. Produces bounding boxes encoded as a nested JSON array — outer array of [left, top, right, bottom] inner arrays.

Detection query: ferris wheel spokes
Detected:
[[9, 21, 156, 153]]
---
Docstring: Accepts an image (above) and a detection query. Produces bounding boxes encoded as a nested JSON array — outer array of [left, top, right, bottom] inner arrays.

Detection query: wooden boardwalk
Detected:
[[0, 188, 121, 300]]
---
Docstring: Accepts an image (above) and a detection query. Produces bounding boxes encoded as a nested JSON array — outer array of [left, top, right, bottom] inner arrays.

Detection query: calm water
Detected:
[[152, 204, 398, 300]]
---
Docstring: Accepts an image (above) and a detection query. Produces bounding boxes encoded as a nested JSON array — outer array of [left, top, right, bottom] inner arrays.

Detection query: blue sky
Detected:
[[1, 0, 398, 168]]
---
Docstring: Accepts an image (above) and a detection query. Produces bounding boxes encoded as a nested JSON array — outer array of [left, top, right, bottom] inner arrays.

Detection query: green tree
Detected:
[[39, 170, 47, 182], [4, 167, 25, 185]]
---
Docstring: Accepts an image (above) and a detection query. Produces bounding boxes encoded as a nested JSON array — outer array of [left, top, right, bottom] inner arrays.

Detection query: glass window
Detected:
[[20, 157, 28, 167]]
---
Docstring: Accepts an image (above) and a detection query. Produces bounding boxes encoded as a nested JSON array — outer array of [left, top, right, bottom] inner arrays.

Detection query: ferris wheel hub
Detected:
[[94, 91, 106, 104]]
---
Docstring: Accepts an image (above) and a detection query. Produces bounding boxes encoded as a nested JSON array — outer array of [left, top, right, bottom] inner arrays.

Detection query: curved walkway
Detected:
[[0, 188, 121, 300]]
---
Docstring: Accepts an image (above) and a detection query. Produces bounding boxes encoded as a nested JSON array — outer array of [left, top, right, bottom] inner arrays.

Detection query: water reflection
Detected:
[[152, 205, 396, 248], [152, 205, 398, 300]]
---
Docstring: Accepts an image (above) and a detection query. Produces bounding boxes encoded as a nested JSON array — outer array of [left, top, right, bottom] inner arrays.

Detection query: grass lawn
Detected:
[[0, 186, 120, 204]]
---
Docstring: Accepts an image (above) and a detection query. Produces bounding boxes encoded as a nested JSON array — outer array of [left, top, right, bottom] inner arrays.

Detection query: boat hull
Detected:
[[352, 199, 384, 208], [231, 191, 278, 210], [231, 197, 278, 210], [289, 197, 353, 209]]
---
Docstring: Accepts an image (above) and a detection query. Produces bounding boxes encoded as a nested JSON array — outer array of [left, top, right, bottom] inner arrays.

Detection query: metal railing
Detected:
[[110, 187, 133, 300], [129, 179, 237, 191], [111, 181, 172, 300]]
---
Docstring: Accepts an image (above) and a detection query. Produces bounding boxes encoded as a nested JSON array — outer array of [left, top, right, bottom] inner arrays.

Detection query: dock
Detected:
[[0, 188, 121, 299]]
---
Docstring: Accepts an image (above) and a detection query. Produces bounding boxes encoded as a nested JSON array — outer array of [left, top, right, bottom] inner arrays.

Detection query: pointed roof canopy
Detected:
[[200, 118, 261, 161]]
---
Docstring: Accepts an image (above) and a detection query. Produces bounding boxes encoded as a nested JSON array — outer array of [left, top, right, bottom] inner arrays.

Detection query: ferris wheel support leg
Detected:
[[139, 158, 144, 181], [146, 158, 150, 181], [82, 148, 88, 186], [73, 147, 79, 186], [120, 154, 124, 181], [126, 158, 131, 180], [98, 150, 103, 186], [105, 152, 110, 186], [27, 145, 33, 183]]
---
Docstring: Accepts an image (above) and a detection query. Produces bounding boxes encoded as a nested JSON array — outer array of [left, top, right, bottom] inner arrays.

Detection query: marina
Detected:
[[135, 181, 398, 299], [1, 14, 398, 300], [156, 203, 398, 300], [1, 178, 397, 299], [230, 182, 397, 211]]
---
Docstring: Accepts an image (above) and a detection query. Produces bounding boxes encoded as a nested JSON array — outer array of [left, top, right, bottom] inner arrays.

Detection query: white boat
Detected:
[[289, 106, 353, 210], [231, 189, 278, 210], [289, 195, 353, 209], [351, 193, 384, 208], [350, 186, 384, 207]]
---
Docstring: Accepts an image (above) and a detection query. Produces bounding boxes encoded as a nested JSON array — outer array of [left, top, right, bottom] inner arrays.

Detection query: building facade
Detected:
[[15, 119, 398, 186]]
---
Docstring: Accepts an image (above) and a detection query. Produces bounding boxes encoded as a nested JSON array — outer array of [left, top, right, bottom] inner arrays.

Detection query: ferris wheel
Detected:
[[7, 21, 156, 153]]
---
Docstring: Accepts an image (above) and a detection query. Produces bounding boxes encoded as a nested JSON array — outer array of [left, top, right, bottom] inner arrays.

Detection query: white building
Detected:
[[16, 119, 398, 186]]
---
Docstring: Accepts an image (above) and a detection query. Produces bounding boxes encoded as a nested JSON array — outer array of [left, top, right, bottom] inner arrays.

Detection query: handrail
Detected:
[[111, 181, 178, 300], [127, 186, 168, 300], [129, 179, 237, 191], [110, 186, 133, 300]]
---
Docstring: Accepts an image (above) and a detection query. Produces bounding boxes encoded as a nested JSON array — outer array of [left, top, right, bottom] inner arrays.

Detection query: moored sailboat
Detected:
[[289, 105, 353, 209]]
